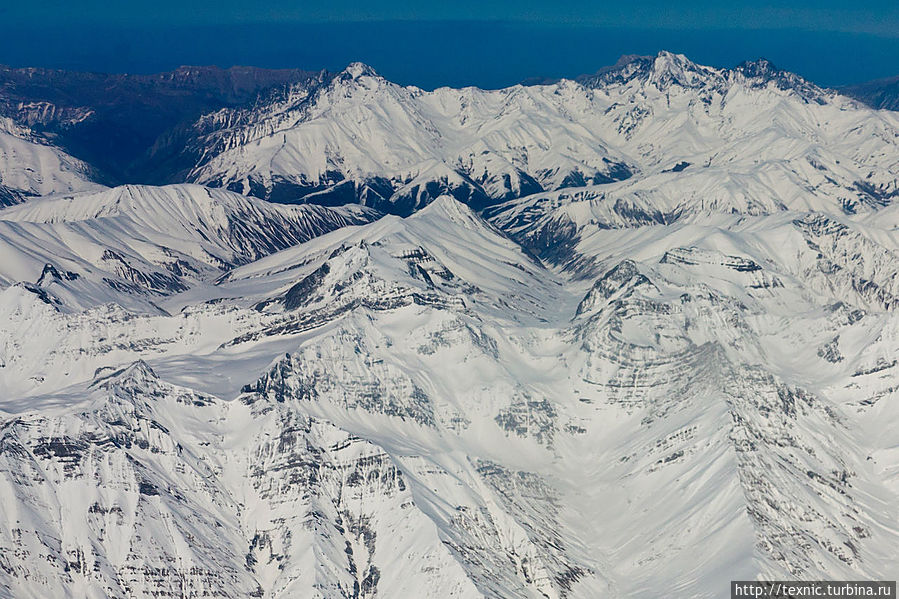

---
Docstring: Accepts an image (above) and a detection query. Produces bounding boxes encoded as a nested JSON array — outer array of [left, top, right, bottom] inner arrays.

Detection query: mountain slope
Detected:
[[0, 360, 493, 598], [0, 117, 103, 207], [481, 55, 899, 270], [0, 183, 378, 310], [841, 76, 899, 111]]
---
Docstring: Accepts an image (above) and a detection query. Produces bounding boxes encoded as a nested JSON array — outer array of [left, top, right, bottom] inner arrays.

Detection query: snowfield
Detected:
[[0, 52, 898, 598]]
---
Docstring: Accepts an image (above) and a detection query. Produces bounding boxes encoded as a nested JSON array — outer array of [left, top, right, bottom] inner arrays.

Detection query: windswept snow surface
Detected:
[[1, 52, 899, 598]]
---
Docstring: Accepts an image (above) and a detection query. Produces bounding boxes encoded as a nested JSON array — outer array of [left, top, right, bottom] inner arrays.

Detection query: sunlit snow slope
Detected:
[[0, 117, 103, 207]]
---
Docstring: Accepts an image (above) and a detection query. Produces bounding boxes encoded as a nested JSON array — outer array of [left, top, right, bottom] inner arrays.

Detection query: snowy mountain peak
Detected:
[[732, 57, 830, 102], [576, 50, 723, 91], [0, 117, 103, 206], [340, 61, 380, 80], [577, 54, 652, 86], [91, 359, 158, 390], [647, 50, 718, 88], [579, 50, 830, 98], [414, 194, 480, 225], [736, 57, 779, 76], [651, 50, 697, 72], [0, 183, 379, 310]]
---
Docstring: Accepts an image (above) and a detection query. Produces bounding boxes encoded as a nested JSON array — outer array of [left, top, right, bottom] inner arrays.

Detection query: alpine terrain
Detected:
[[0, 51, 898, 598]]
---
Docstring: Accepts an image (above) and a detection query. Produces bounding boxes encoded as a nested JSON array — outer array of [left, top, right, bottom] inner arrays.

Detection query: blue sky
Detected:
[[0, 2, 896, 87], [3, 0, 897, 34]]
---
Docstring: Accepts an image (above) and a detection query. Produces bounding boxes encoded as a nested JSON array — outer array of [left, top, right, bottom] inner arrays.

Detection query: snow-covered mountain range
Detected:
[[174, 53, 898, 218], [1, 52, 898, 598]]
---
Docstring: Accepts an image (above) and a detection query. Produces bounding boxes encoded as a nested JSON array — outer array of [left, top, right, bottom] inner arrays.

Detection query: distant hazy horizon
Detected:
[[1, 21, 897, 89]]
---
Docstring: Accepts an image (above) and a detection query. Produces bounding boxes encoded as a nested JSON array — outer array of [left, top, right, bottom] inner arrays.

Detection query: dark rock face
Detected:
[[733, 58, 829, 104], [575, 260, 653, 316], [663, 161, 690, 173], [283, 263, 331, 310], [37, 263, 80, 286], [660, 248, 762, 272], [0, 185, 27, 207], [840, 76, 899, 111]]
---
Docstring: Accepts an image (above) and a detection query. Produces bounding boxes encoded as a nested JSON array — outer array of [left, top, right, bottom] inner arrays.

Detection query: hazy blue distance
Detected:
[[0, 20, 896, 88]]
